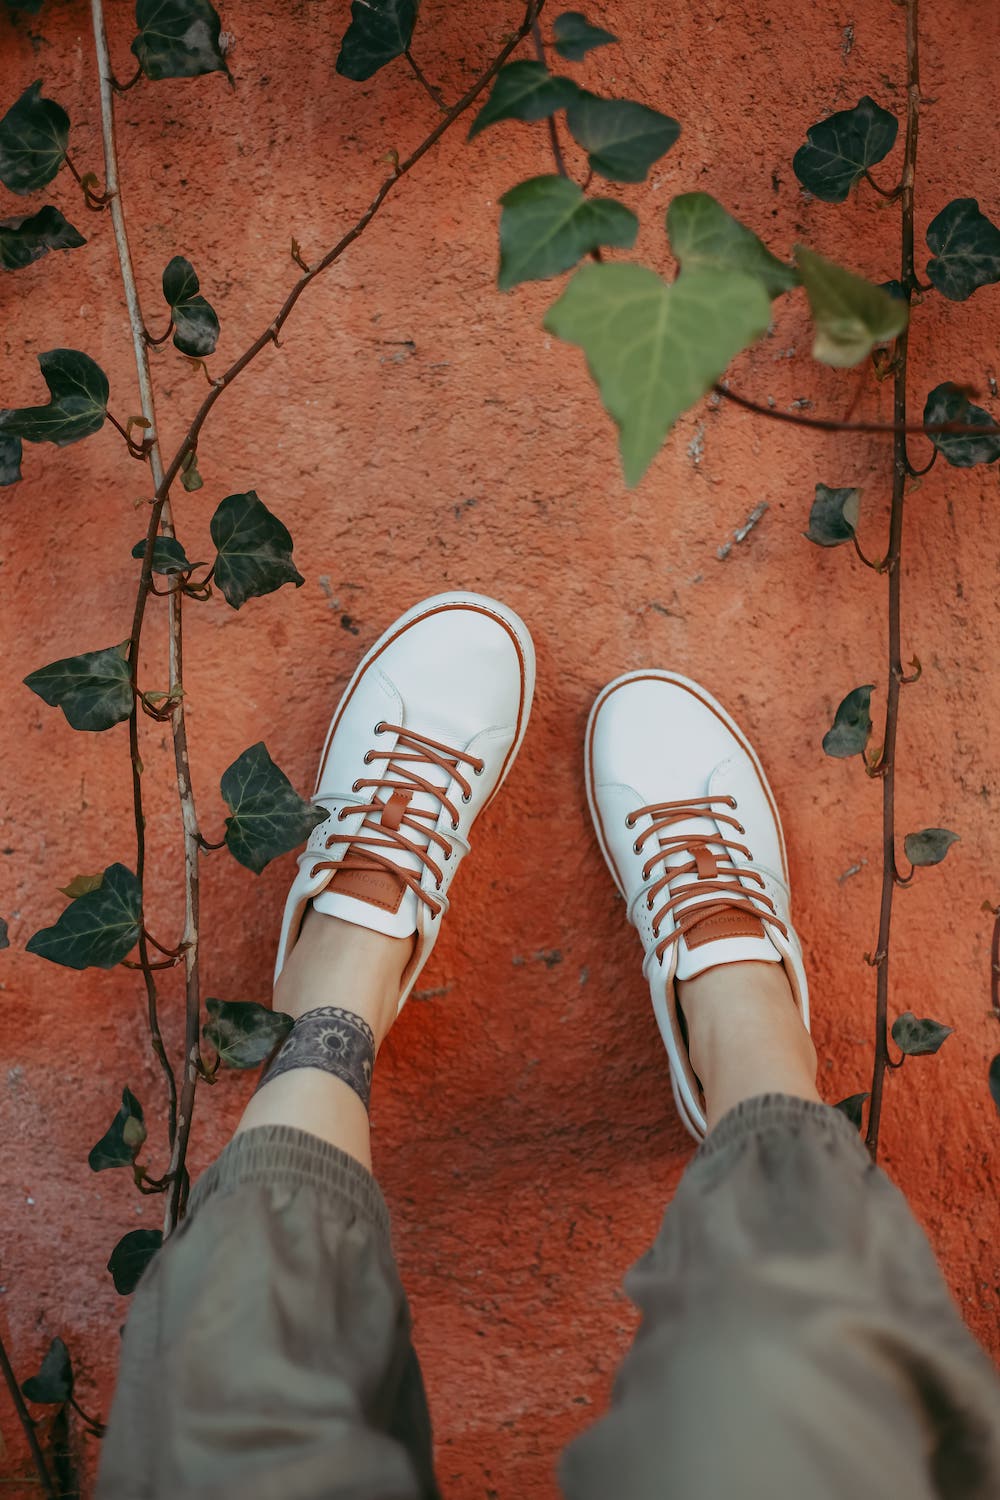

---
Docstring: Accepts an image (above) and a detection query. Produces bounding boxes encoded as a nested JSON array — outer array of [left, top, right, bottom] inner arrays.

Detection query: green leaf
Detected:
[[0, 917, 8, 950], [565, 91, 680, 183], [0, 433, 22, 486], [180, 447, 203, 492], [58, 872, 104, 899], [468, 61, 578, 139], [0, 348, 109, 446], [88, 1088, 147, 1171], [923, 382, 1000, 468], [666, 192, 798, 300], [795, 246, 907, 368], [903, 828, 959, 867], [498, 175, 637, 290], [203, 998, 294, 1068], [822, 684, 874, 759], [0, 205, 85, 271], [131, 0, 227, 81], [891, 1012, 953, 1056], [131, 535, 198, 574], [552, 11, 617, 59], [26, 863, 141, 970], [221, 743, 325, 874], [107, 1228, 162, 1295], [161, 256, 219, 357], [210, 490, 304, 609], [0, 81, 70, 195], [834, 1092, 868, 1130], [989, 1054, 1000, 1118], [24, 642, 132, 731], [544, 262, 770, 487], [925, 198, 1000, 302], [21, 1338, 72, 1405], [792, 95, 897, 203], [805, 483, 860, 547], [336, 0, 417, 81]]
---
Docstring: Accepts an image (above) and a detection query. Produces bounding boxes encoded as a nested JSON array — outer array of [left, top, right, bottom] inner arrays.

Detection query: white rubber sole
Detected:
[[585, 669, 790, 1141]]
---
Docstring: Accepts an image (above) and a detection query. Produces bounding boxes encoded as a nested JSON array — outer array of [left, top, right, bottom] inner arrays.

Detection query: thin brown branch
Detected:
[[866, 0, 921, 1160], [531, 16, 568, 177], [404, 47, 447, 111], [905, 445, 937, 477], [0, 1332, 56, 1500], [864, 168, 903, 200], [714, 383, 998, 439]]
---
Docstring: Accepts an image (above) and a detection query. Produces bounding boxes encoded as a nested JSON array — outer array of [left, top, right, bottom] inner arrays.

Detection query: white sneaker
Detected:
[[585, 671, 810, 1140], [276, 592, 535, 1011]]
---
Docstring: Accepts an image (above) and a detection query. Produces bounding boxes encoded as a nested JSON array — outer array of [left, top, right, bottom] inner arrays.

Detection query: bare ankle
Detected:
[[273, 907, 413, 1047]]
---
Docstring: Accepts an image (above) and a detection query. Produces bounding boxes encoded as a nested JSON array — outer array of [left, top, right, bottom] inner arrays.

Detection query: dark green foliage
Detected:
[[822, 685, 874, 759], [26, 864, 142, 970], [925, 198, 1000, 302], [203, 998, 294, 1067], [0, 348, 109, 447], [804, 484, 860, 547], [498, 175, 637, 289], [891, 1012, 953, 1056], [24, 642, 132, 731], [0, 205, 85, 271], [108, 1229, 162, 1294], [0, 80, 69, 194], [132, 0, 227, 81], [336, 0, 418, 81], [834, 1093, 869, 1130], [564, 91, 680, 182], [667, 192, 797, 299], [88, 1088, 147, 1171], [162, 255, 220, 356], [923, 383, 1000, 467], [0, 433, 22, 485], [221, 743, 325, 874], [792, 95, 897, 202], [552, 11, 617, 60], [131, 536, 198, 574], [469, 61, 578, 138], [210, 490, 303, 609], [903, 828, 959, 867], [21, 1338, 73, 1404]]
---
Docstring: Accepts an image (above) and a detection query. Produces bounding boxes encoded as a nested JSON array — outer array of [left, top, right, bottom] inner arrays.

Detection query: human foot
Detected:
[[585, 671, 811, 1139]]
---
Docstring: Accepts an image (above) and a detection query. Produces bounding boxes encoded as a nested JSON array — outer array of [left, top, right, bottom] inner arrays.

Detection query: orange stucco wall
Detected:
[[2, 1, 999, 1494]]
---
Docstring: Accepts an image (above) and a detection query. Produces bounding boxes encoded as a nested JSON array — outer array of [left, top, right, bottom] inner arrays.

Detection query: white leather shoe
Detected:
[[276, 592, 535, 1010], [585, 671, 810, 1140]]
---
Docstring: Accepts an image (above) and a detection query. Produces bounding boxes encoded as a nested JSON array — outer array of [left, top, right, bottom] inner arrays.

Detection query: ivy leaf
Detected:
[[891, 1012, 953, 1057], [0, 917, 8, 950], [565, 92, 680, 183], [469, 61, 578, 139], [131, 0, 227, 81], [131, 536, 198, 574], [804, 483, 860, 547], [989, 1054, 1000, 1118], [210, 490, 304, 609], [108, 1228, 162, 1295], [544, 263, 770, 487], [203, 998, 293, 1068], [667, 192, 797, 300], [0, 348, 109, 447], [58, 873, 104, 899], [903, 828, 959, 867], [221, 743, 326, 874], [552, 11, 617, 60], [24, 642, 132, 731], [88, 1088, 147, 1171], [180, 447, 203, 492], [0, 433, 22, 486], [0, 205, 85, 272], [0, 81, 70, 195], [21, 1339, 73, 1405], [822, 684, 874, 759], [834, 1092, 868, 1130], [792, 96, 897, 203], [26, 863, 141, 970], [795, 246, 907, 368], [925, 198, 1000, 302], [923, 383, 1000, 468], [336, 0, 417, 81], [498, 175, 637, 290], [162, 256, 219, 357]]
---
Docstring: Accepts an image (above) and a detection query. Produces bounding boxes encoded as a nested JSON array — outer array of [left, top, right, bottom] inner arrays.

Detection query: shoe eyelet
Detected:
[[337, 809, 347, 822], [451, 819, 460, 833], [352, 779, 363, 793], [633, 839, 642, 854], [646, 899, 653, 911], [443, 849, 452, 862], [625, 815, 635, 829], [461, 791, 472, 804], [435, 880, 442, 892], [363, 751, 374, 765], [374, 721, 386, 735], [728, 796, 738, 809], [473, 763, 485, 777], [737, 823, 745, 835]]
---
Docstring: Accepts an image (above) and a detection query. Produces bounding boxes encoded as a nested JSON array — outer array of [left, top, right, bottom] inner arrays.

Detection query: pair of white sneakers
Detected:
[[275, 592, 810, 1141]]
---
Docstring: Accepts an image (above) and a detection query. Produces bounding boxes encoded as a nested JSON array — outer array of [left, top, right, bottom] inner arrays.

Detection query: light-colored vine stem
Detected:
[[0, 1330, 56, 1499], [91, 0, 544, 1236], [865, 0, 921, 1158]]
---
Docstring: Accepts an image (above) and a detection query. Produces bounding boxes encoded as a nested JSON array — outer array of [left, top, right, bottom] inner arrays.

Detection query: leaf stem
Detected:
[[531, 16, 568, 177], [0, 1332, 56, 1500], [404, 47, 448, 111], [713, 383, 998, 439], [865, 0, 921, 1160], [864, 168, 903, 200]]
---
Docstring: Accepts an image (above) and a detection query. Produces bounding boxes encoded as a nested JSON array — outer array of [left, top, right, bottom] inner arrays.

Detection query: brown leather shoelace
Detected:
[[629, 794, 787, 961], [310, 721, 484, 917]]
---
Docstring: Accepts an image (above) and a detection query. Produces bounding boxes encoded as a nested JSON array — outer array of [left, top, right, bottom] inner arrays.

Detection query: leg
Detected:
[[573, 672, 1000, 1500], [99, 593, 536, 1500]]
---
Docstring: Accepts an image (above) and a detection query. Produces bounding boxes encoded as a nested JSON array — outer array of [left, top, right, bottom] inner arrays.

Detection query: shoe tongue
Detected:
[[312, 752, 452, 939], [649, 800, 781, 982]]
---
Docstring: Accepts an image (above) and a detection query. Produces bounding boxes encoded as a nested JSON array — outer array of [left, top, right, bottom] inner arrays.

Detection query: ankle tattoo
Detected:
[[255, 1006, 375, 1111]]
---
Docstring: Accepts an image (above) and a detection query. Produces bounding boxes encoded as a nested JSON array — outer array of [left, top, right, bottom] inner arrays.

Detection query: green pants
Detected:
[[98, 1096, 1000, 1499]]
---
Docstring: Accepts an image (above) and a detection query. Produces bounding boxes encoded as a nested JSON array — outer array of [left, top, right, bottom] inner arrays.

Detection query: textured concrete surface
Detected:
[[2, 0, 999, 1494]]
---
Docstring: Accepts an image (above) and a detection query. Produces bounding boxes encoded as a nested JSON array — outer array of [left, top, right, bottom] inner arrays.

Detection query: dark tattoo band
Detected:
[[255, 1005, 375, 1112]]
